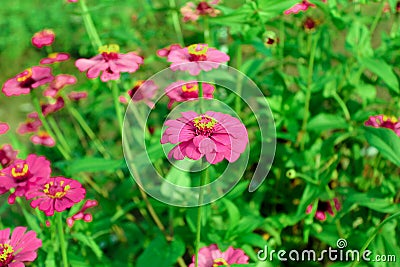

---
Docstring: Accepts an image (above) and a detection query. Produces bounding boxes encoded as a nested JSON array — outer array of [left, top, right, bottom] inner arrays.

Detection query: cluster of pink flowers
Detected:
[[165, 80, 215, 108], [0, 227, 42, 267], [189, 244, 249, 267], [0, 154, 85, 216], [365, 114, 400, 137], [306, 198, 341, 221]]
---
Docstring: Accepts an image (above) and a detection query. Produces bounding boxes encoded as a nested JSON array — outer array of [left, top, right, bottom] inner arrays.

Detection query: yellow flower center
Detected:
[[11, 164, 29, 178], [188, 44, 208, 56], [193, 115, 218, 136], [0, 243, 14, 264], [16, 68, 33, 83], [48, 52, 59, 58], [182, 84, 198, 92], [43, 180, 71, 199], [98, 44, 120, 54], [383, 115, 398, 123], [213, 257, 228, 266]]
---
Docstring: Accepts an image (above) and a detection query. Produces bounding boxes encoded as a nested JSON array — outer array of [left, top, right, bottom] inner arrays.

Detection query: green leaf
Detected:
[[71, 233, 104, 259], [137, 236, 185, 267], [364, 126, 400, 166], [210, 4, 255, 25], [222, 198, 241, 230], [360, 58, 399, 93], [258, 0, 299, 21], [56, 158, 125, 174], [307, 113, 349, 133]]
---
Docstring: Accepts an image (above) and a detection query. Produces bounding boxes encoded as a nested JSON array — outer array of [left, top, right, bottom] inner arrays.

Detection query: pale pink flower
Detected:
[[26, 176, 86, 216], [189, 244, 249, 267], [43, 74, 77, 97], [0, 144, 18, 168], [165, 80, 214, 108], [0, 123, 9, 135], [30, 132, 56, 147], [365, 115, 400, 137], [0, 227, 42, 267], [168, 44, 229, 75], [40, 52, 70, 65], [2, 67, 54, 97], [32, 29, 55, 48], [17, 113, 42, 135], [181, 1, 220, 22], [68, 91, 88, 101], [161, 111, 248, 164], [41, 97, 65, 116], [75, 44, 143, 82], [157, 44, 182, 58]]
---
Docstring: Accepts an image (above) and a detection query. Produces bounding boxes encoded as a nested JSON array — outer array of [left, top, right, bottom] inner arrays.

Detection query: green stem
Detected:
[[169, 0, 185, 46], [203, 17, 211, 45], [278, 19, 285, 71], [56, 212, 69, 267], [332, 92, 351, 121], [78, 0, 102, 50], [299, 32, 319, 150], [195, 166, 208, 267], [110, 82, 124, 135], [350, 210, 400, 267], [47, 116, 72, 154], [31, 92, 71, 160], [235, 44, 243, 114], [370, 1, 386, 36]]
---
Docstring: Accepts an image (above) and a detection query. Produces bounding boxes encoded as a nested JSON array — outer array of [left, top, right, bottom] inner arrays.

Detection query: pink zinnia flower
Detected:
[[17, 113, 42, 135], [67, 199, 98, 227], [306, 198, 341, 221], [0, 154, 51, 204], [189, 244, 249, 267], [120, 80, 158, 108], [165, 80, 215, 109], [157, 44, 183, 58], [284, 1, 316, 15], [68, 91, 88, 101], [161, 111, 248, 164], [0, 226, 42, 267], [30, 132, 56, 147], [26, 176, 86, 216], [0, 123, 9, 135], [0, 145, 18, 168], [43, 74, 77, 98], [168, 44, 229, 76], [32, 29, 55, 48], [2, 66, 54, 97], [40, 52, 70, 65], [365, 114, 400, 137], [75, 44, 143, 82], [41, 97, 65, 116], [181, 1, 220, 22]]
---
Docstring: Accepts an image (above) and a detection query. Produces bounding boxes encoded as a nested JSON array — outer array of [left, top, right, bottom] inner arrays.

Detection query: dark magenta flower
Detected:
[[31, 29, 55, 48], [161, 111, 248, 164], [284, 1, 316, 15], [0, 145, 18, 168], [30, 132, 56, 147], [168, 44, 229, 75], [165, 80, 214, 109], [41, 97, 65, 116], [43, 74, 77, 98], [26, 176, 86, 216], [306, 198, 341, 221], [17, 113, 42, 135], [75, 44, 143, 82], [40, 52, 70, 65], [0, 227, 42, 267], [66, 199, 98, 227], [0, 123, 9, 135], [189, 244, 249, 267], [2, 67, 54, 97], [0, 154, 51, 204], [365, 115, 400, 137]]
